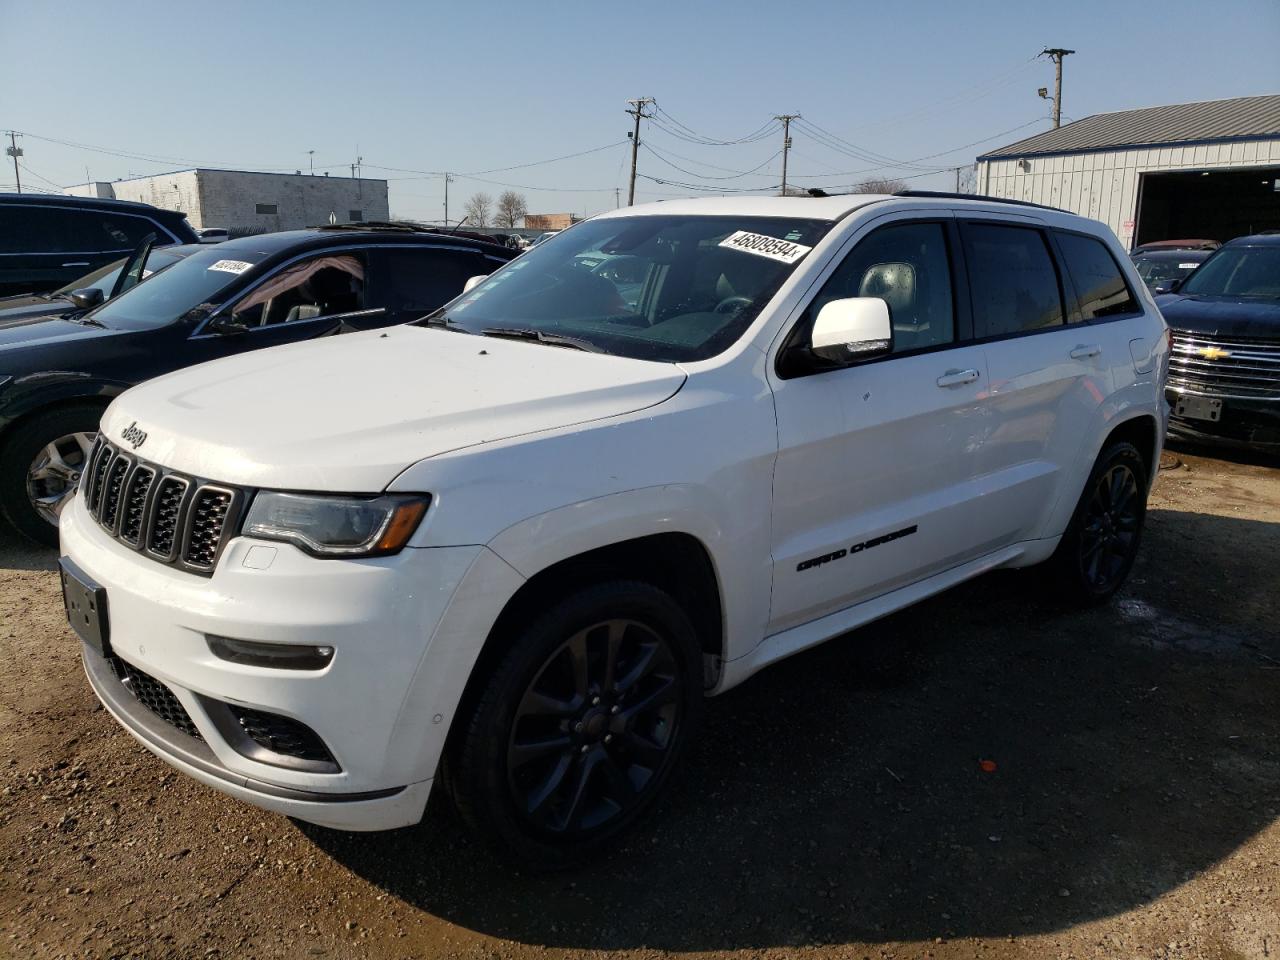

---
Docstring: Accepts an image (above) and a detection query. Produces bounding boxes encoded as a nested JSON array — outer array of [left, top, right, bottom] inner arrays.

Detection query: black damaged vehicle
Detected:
[[1158, 233, 1280, 451], [0, 224, 516, 544]]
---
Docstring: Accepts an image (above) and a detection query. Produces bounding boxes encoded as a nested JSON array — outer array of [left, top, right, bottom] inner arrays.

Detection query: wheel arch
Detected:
[[1100, 411, 1160, 484]]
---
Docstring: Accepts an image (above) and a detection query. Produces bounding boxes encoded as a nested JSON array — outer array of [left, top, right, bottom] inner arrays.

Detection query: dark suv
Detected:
[[0, 224, 515, 543], [1158, 233, 1280, 450], [0, 193, 200, 297]]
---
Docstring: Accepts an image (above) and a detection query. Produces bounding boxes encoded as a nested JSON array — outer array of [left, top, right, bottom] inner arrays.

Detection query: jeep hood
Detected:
[[100, 326, 686, 490]]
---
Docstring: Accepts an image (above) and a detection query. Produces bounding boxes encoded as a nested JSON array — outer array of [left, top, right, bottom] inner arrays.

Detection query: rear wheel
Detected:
[[444, 580, 703, 868], [1051, 440, 1148, 605], [0, 404, 102, 546]]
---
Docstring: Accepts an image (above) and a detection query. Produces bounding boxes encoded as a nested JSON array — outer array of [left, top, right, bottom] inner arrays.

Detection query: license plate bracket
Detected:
[[1174, 394, 1222, 423], [60, 557, 111, 658]]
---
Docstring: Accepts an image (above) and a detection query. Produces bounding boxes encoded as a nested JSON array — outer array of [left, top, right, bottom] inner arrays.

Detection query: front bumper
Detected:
[[81, 640, 429, 830], [60, 492, 508, 830], [1165, 387, 1280, 449]]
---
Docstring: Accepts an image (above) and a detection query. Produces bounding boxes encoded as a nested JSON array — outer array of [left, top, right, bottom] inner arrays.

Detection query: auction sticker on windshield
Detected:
[[208, 260, 253, 274], [719, 231, 812, 264]]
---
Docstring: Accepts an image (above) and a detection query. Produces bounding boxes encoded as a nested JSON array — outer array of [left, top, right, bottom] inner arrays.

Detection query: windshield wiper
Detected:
[[480, 327, 602, 353], [415, 309, 473, 333], [67, 314, 107, 328]]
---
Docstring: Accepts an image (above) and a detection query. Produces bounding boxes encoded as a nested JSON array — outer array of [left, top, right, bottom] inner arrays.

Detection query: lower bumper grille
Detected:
[[108, 657, 203, 741], [229, 706, 334, 765]]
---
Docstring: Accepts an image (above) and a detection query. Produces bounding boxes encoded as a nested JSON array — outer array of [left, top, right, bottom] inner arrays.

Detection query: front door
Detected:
[[766, 216, 995, 635]]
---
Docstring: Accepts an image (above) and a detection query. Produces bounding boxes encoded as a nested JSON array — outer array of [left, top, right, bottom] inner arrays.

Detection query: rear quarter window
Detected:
[[1057, 232, 1140, 320]]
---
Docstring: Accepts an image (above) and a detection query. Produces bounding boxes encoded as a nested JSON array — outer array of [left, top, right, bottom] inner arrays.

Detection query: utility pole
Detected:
[[1040, 48, 1075, 128], [775, 114, 800, 196], [625, 97, 655, 206], [955, 165, 962, 192], [443, 172, 453, 225], [6, 132, 22, 193], [615, 187, 620, 209], [308, 149, 316, 174]]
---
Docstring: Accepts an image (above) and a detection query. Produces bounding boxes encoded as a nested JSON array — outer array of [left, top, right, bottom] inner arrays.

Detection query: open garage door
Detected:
[[1134, 166, 1280, 248]]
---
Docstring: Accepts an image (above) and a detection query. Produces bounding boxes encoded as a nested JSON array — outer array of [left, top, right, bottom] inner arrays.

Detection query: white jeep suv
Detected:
[[60, 193, 1169, 865]]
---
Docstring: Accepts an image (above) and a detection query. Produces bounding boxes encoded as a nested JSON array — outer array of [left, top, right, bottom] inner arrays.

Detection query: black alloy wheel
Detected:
[[1052, 440, 1148, 605], [445, 580, 703, 868], [1077, 462, 1141, 591], [506, 617, 681, 835]]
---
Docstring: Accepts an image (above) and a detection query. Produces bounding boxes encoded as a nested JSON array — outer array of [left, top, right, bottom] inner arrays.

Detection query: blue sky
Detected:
[[2, 0, 1277, 222]]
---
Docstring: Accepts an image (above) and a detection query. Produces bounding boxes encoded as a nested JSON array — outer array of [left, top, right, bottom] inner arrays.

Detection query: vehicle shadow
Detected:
[[0, 527, 58, 573], [307, 508, 1280, 951]]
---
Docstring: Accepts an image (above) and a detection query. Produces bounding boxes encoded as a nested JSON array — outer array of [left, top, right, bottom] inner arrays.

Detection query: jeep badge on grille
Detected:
[[121, 421, 148, 450]]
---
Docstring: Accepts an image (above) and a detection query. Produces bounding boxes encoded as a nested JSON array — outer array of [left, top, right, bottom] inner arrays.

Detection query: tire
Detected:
[[443, 580, 704, 869], [0, 404, 102, 547], [1049, 440, 1149, 606]]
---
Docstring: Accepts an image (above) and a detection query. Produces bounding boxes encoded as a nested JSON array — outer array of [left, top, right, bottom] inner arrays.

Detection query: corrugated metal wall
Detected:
[[977, 138, 1280, 245]]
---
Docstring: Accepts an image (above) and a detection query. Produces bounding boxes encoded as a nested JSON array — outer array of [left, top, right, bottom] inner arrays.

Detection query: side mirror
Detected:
[[208, 315, 250, 336], [463, 275, 488, 293], [809, 297, 893, 363], [68, 287, 105, 311], [1168, 278, 1183, 293]]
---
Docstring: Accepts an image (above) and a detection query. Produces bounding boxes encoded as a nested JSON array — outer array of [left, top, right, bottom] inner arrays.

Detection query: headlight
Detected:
[[242, 492, 429, 558]]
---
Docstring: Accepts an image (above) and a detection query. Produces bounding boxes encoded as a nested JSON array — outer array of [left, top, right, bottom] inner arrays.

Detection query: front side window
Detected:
[[963, 223, 1064, 338], [428, 215, 833, 362], [375, 248, 483, 316], [807, 221, 955, 354], [1057, 232, 1139, 320], [232, 253, 366, 326], [1179, 245, 1280, 299]]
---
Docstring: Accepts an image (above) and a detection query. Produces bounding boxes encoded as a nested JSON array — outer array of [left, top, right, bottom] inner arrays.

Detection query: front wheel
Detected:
[[0, 404, 102, 546], [1050, 440, 1149, 605], [443, 580, 704, 868]]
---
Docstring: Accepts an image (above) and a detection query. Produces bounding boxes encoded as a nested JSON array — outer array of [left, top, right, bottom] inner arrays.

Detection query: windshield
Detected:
[[91, 246, 268, 328], [1180, 245, 1280, 299], [427, 215, 832, 362], [52, 249, 185, 299], [1133, 254, 1204, 286]]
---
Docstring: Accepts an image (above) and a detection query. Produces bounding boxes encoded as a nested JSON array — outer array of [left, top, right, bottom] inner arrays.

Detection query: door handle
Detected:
[[936, 368, 980, 388], [1070, 344, 1102, 360], [61, 262, 90, 268]]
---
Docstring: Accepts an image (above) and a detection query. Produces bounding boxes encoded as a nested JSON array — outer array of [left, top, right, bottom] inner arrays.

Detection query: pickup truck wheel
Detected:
[[1052, 440, 1148, 606], [0, 404, 102, 547], [445, 580, 703, 868]]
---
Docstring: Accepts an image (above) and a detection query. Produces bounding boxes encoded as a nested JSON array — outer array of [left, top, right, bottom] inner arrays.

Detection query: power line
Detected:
[[641, 143, 780, 181], [651, 107, 780, 146]]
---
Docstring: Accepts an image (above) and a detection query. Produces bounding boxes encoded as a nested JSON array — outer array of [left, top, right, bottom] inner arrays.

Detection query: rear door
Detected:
[[766, 213, 996, 634], [0, 204, 76, 295], [959, 218, 1128, 544]]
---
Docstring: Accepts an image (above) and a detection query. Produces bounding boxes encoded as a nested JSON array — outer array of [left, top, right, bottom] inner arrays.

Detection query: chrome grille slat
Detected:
[[77, 441, 241, 577], [1168, 332, 1280, 400]]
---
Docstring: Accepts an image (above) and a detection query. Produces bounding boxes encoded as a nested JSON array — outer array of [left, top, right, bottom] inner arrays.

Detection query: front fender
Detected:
[[0, 375, 131, 436]]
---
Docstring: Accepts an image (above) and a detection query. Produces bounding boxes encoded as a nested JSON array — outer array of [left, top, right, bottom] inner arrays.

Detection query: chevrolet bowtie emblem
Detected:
[[1197, 346, 1232, 360]]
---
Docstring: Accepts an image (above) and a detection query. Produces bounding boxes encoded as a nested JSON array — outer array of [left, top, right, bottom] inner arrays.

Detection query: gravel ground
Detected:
[[2, 444, 1278, 960]]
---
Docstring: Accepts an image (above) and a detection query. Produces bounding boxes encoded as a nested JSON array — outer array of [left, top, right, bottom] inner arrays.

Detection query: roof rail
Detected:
[[894, 190, 1068, 213]]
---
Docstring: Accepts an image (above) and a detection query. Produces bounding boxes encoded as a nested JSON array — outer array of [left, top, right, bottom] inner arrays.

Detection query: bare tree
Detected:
[[463, 192, 492, 227], [493, 190, 528, 228], [851, 177, 908, 195]]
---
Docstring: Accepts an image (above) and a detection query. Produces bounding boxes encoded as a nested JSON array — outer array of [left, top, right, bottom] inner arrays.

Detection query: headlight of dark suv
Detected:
[[242, 492, 429, 558]]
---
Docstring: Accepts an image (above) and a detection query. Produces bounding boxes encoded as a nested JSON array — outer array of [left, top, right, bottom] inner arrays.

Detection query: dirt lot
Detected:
[[2, 446, 1278, 960]]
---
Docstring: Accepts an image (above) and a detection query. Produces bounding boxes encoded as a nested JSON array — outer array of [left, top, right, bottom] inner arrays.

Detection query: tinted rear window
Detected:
[[1057, 233, 1139, 320], [963, 223, 1064, 338]]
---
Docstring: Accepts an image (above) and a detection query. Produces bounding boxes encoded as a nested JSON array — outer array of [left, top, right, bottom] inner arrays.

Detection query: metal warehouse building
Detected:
[[976, 94, 1280, 248], [66, 168, 389, 235]]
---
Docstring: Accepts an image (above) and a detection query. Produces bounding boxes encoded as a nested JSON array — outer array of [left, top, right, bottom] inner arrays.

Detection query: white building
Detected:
[[975, 94, 1280, 248], [66, 168, 389, 235]]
